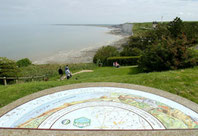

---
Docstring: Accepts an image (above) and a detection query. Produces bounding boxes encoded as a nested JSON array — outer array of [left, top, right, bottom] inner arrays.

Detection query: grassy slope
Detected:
[[132, 21, 198, 36], [20, 63, 96, 77], [0, 66, 198, 108], [132, 22, 153, 36]]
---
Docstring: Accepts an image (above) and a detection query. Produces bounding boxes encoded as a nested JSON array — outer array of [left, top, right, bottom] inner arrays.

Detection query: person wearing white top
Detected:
[[65, 65, 72, 79]]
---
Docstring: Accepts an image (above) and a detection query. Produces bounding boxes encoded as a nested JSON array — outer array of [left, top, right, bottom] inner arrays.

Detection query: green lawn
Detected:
[[132, 22, 153, 36], [0, 66, 198, 108], [132, 21, 198, 36]]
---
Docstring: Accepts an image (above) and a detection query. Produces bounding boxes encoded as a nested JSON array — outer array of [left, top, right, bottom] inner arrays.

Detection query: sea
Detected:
[[0, 24, 121, 63]]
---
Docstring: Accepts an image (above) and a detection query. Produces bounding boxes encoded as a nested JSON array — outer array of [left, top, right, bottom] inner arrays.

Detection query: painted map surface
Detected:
[[0, 87, 198, 130]]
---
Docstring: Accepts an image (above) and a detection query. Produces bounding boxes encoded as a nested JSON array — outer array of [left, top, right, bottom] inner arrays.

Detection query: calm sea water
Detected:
[[0, 24, 120, 61]]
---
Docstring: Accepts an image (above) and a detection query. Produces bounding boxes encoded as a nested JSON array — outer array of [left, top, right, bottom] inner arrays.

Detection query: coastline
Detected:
[[33, 24, 132, 64]]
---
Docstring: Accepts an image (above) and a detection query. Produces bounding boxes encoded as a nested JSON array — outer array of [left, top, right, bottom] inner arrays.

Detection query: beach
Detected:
[[33, 24, 132, 64]]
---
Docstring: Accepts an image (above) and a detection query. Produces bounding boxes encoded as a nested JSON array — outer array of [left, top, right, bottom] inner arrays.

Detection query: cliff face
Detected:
[[110, 23, 133, 36], [121, 23, 133, 35]]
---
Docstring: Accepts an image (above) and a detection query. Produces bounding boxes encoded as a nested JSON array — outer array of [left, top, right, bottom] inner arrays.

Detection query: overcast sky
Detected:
[[0, 0, 197, 24]]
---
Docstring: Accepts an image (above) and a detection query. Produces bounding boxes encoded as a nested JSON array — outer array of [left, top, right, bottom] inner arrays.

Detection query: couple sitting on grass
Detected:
[[113, 62, 120, 68], [58, 65, 72, 80]]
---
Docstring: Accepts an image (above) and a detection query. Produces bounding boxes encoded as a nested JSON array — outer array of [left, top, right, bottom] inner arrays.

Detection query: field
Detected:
[[132, 21, 198, 36], [0, 65, 198, 108], [132, 22, 153, 35]]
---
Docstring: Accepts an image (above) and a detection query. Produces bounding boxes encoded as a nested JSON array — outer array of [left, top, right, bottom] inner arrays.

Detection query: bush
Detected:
[[126, 17, 198, 72], [121, 47, 143, 56], [187, 48, 198, 65], [107, 56, 140, 66], [138, 37, 198, 72], [0, 57, 20, 77], [16, 58, 32, 67], [93, 46, 119, 66], [168, 17, 184, 38]]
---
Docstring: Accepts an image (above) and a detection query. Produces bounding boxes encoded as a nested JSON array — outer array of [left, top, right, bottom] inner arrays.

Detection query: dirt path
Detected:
[[60, 70, 93, 80]]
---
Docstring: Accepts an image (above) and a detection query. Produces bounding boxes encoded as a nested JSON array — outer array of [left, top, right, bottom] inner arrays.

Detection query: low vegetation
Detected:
[[93, 46, 119, 66], [16, 58, 32, 67], [0, 57, 20, 77], [0, 60, 96, 84], [107, 56, 140, 66], [132, 22, 153, 36], [20, 63, 96, 78]]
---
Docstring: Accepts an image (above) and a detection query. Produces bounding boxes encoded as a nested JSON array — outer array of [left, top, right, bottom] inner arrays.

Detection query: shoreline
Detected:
[[33, 24, 132, 65]]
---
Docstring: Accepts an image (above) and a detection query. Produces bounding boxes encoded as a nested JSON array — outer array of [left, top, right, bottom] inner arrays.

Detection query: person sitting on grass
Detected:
[[113, 62, 120, 68]]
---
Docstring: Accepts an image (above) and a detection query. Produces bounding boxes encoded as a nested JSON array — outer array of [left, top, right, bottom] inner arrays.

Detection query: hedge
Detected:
[[16, 58, 32, 67], [107, 56, 140, 66]]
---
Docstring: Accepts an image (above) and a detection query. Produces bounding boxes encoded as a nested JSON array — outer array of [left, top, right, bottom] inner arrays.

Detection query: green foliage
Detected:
[[120, 47, 143, 56], [138, 37, 198, 72], [0, 57, 20, 77], [183, 22, 198, 45], [188, 48, 198, 65], [20, 63, 96, 77], [93, 46, 119, 66], [132, 22, 153, 36], [167, 17, 184, 38], [107, 56, 140, 66], [16, 58, 32, 67], [123, 17, 198, 72]]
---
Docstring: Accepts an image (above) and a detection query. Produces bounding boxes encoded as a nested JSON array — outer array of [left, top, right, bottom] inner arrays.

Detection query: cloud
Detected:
[[0, 0, 197, 24]]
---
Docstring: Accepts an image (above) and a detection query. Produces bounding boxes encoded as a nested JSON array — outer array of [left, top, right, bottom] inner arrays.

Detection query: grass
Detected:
[[0, 66, 198, 108], [132, 21, 198, 36], [132, 22, 153, 36], [19, 63, 97, 77]]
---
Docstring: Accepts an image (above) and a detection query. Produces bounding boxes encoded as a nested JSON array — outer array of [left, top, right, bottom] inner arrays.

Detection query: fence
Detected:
[[0, 75, 47, 86]]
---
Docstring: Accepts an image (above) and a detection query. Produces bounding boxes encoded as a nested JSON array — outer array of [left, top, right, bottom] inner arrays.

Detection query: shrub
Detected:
[[120, 47, 143, 56], [16, 58, 32, 67], [0, 57, 20, 77], [93, 46, 119, 66], [168, 17, 184, 38], [107, 56, 140, 66], [125, 17, 198, 72], [187, 48, 198, 65], [138, 37, 198, 72]]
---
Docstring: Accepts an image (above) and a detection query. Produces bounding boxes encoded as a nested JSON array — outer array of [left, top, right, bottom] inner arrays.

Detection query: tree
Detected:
[[138, 36, 198, 72], [168, 17, 184, 38], [0, 57, 20, 77], [93, 46, 119, 66], [125, 23, 170, 53], [124, 17, 198, 72]]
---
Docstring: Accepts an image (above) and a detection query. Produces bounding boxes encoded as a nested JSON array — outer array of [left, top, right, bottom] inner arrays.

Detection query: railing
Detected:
[[0, 75, 47, 85]]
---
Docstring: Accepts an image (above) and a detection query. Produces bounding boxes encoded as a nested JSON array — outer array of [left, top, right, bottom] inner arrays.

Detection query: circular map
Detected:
[[0, 87, 198, 130]]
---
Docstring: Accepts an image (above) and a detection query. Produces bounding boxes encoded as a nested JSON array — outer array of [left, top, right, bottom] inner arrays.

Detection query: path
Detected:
[[60, 70, 93, 80]]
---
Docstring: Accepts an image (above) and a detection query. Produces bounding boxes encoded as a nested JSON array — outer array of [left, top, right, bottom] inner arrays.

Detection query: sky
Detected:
[[0, 0, 198, 24]]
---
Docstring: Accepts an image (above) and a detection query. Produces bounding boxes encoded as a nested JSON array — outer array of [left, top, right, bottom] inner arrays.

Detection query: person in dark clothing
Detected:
[[58, 67, 63, 79]]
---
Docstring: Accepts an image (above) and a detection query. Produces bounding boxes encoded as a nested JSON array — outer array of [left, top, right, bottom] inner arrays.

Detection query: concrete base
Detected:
[[1, 129, 198, 136]]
